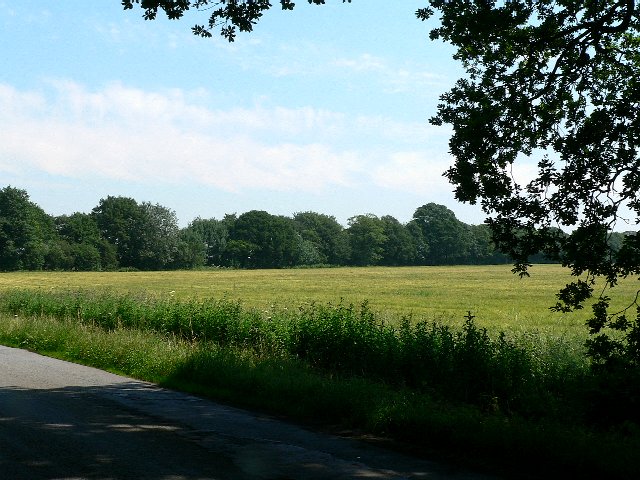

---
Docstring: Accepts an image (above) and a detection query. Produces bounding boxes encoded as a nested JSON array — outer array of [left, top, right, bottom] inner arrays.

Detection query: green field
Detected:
[[0, 264, 636, 334]]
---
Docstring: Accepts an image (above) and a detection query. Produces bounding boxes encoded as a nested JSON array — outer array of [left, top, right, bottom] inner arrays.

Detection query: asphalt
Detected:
[[0, 345, 498, 479]]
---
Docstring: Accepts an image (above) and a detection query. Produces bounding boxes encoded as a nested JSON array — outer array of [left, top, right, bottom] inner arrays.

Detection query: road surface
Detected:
[[0, 345, 496, 479]]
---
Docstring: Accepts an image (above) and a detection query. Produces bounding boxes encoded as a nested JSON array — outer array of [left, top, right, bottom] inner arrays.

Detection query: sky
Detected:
[[0, 0, 489, 227]]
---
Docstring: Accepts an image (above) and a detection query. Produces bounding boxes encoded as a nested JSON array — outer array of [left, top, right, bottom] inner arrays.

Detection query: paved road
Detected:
[[0, 345, 496, 480]]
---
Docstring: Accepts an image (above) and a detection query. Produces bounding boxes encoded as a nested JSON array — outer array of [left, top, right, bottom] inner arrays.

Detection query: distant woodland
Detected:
[[0, 185, 605, 271]]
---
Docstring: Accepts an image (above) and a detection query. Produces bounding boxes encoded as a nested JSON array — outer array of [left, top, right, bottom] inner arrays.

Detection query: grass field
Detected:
[[0, 264, 637, 333]]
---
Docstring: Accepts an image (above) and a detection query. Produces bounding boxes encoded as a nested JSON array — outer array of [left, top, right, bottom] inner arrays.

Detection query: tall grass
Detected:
[[0, 289, 587, 419]]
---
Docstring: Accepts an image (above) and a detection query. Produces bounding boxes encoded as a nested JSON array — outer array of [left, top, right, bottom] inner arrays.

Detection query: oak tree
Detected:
[[419, 0, 640, 367]]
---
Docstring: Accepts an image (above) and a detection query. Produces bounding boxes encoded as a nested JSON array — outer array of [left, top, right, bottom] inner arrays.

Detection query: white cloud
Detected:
[[383, 68, 447, 94], [332, 53, 386, 72], [0, 81, 455, 198], [0, 82, 366, 191], [371, 151, 453, 195], [219, 35, 450, 97], [330, 52, 449, 94]]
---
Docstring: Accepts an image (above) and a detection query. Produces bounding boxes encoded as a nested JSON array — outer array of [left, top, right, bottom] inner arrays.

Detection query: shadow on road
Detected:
[[0, 383, 247, 480]]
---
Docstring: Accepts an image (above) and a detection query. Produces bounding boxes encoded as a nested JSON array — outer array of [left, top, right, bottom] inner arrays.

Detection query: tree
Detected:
[[379, 215, 417, 266], [92, 196, 181, 270], [173, 228, 207, 269], [418, 1, 640, 367], [466, 224, 509, 265], [0, 187, 55, 271], [347, 214, 387, 266], [136, 202, 182, 270], [185, 217, 230, 266], [54, 213, 118, 270], [66, 243, 103, 271], [224, 239, 258, 268], [92, 196, 143, 268], [406, 220, 429, 265], [294, 236, 325, 266], [229, 210, 298, 268], [293, 211, 350, 265], [411, 203, 472, 265]]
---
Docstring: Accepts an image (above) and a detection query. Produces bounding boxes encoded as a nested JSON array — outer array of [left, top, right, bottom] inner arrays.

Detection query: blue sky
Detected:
[[0, 1, 491, 227]]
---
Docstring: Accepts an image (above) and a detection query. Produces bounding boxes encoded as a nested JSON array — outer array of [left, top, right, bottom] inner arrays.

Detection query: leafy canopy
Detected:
[[122, 0, 350, 41], [418, 1, 640, 367], [420, 1, 639, 279]]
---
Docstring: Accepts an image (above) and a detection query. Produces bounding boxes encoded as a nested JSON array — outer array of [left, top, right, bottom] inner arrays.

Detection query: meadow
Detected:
[[0, 264, 638, 478], [0, 264, 631, 331]]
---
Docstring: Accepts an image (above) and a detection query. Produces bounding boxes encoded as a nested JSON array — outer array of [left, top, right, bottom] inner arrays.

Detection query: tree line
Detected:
[[0, 185, 589, 272]]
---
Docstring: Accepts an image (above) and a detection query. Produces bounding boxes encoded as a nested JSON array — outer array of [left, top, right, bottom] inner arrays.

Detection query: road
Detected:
[[0, 345, 496, 480]]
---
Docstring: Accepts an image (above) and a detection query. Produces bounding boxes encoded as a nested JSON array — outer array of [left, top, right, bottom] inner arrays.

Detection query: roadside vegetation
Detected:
[[0, 274, 638, 479]]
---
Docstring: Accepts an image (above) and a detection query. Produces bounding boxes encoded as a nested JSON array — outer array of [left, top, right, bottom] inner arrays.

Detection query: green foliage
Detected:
[[229, 210, 299, 268], [119, 0, 640, 374], [122, 0, 351, 42], [293, 237, 324, 266], [0, 186, 55, 271], [91, 196, 182, 270], [411, 203, 473, 265], [91, 195, 144, 268], [4, 282, 640, 476], [466, 224, 510, 265], [346, 214, 386, 266], [173, 228, 207, 268], [54, 212, 118, 270], [379, 215, 418, 266], [0, 288, 588, 420], [137, 201, 182, 270], [2, 309, 638, 479], [0, 184, 519, 270], [293, 211, 350, 265], [184, 217, 229, 266], [422, 0, 640, 366]]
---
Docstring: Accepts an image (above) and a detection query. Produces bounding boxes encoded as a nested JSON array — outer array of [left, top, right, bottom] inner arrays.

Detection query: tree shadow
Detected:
[[0, 383, 245, 480]]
